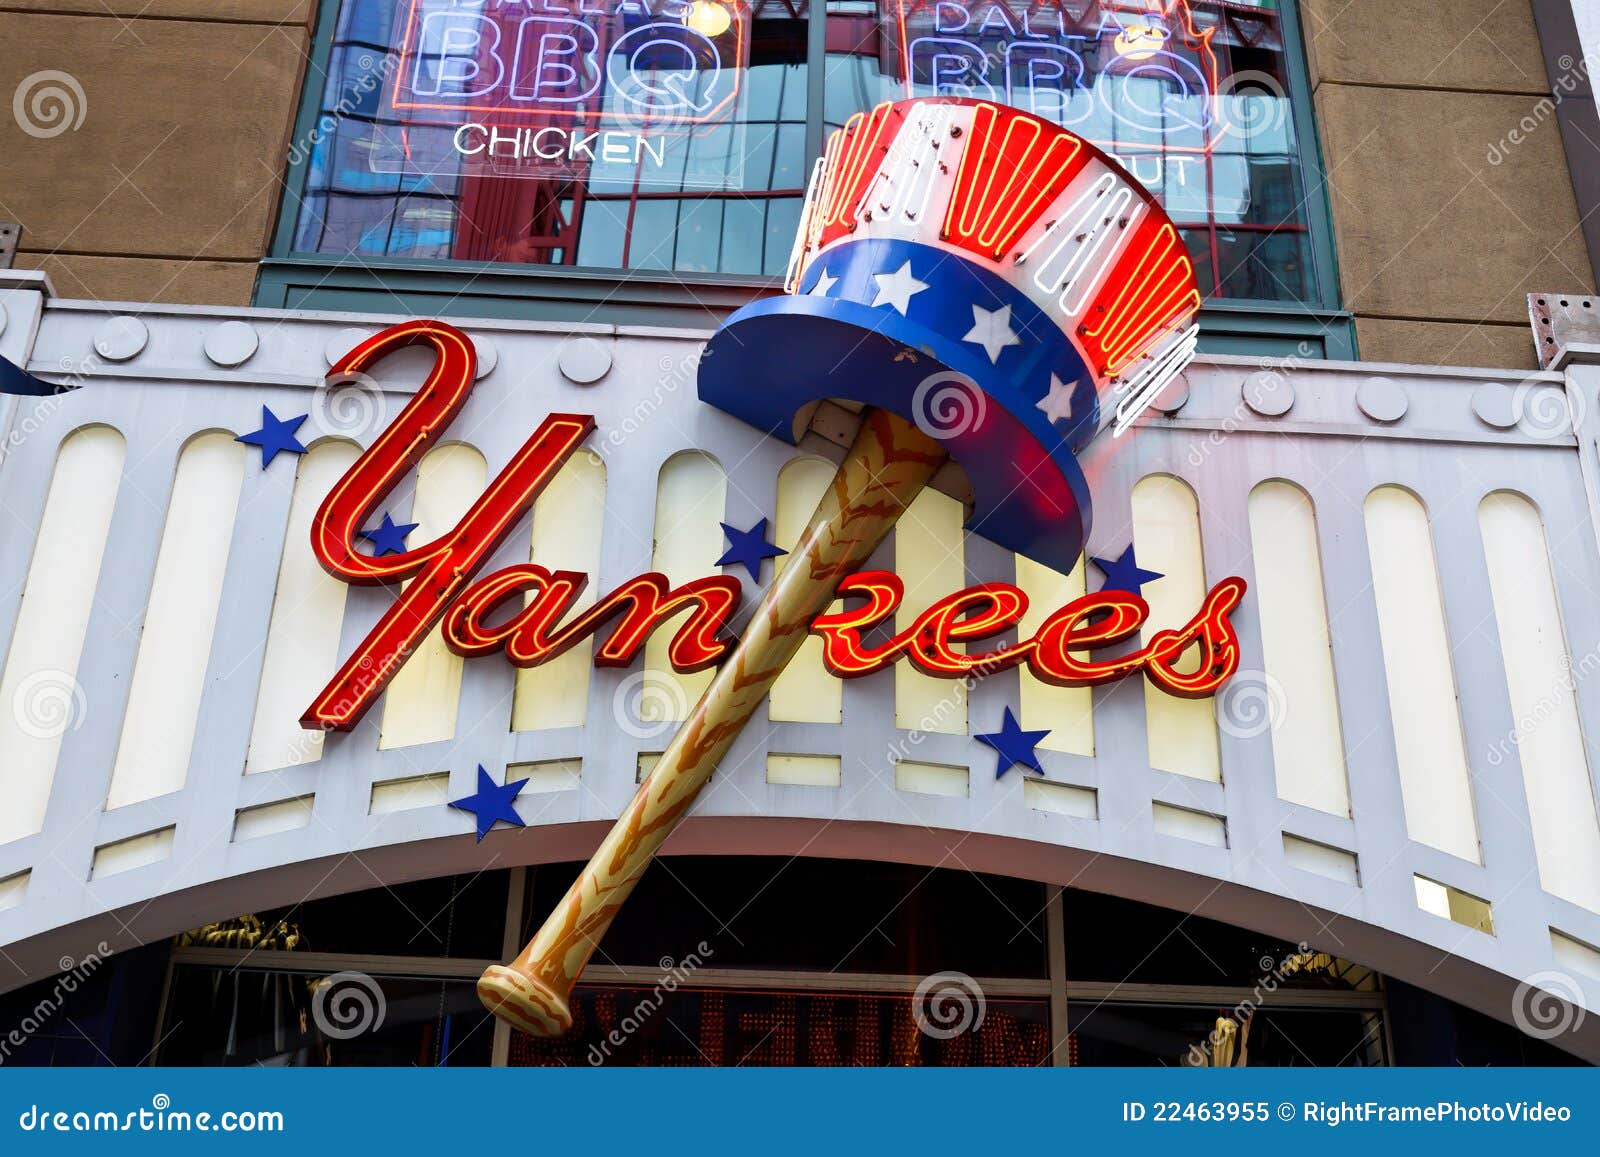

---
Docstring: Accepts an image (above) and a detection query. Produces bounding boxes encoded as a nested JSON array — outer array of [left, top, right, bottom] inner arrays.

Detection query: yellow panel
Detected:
[[108, 432, 246, 809], [1131, 475, 1219, 781], [379, 444, 488, 749], [771, 456, 843, 724], [895, 759, 968, 797], [0, 426, 124, 843], [1247, 481, 1349, 815], [1479, 492, 1600, 913], [1363, 486, 1480, 862], [246, 441, 361, 773], [766, 753, 841, 786], [1016, 554, 1091, 755], [513, 450, 606, 732], [645, 452, 726, 724], [895, 487, 966, 733]]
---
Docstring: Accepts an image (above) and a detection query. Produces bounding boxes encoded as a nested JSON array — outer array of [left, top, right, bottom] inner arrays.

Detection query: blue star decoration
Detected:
[[359, 512, 419, 557], [717, 517, 787, 581], [235, 406, 308, 467], [975, 707, 1051, 779], [449, 766, 529, 843], [1092, 544, 1164, 597]]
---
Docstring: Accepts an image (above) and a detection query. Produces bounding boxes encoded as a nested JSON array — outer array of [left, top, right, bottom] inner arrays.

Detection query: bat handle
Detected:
[[479, 407, 947, 1035]]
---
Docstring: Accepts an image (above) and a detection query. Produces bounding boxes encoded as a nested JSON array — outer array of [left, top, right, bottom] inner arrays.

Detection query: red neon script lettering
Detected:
[[302, 320, 593, 731]]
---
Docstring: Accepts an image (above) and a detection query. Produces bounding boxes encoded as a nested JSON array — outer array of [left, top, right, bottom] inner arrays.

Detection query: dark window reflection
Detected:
[[244, 871, 509, 960], [1063, 889, 1377, 991], [1068, 1003, 1385, 1067], [510, 986, 1050, 1066], [293, 0, 808, 276], [524, 857, 1049, 977], [156, 968, 494, 1067]]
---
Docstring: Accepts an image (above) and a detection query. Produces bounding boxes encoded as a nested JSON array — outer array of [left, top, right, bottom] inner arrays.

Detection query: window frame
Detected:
[[259, 0, 1354, 358]]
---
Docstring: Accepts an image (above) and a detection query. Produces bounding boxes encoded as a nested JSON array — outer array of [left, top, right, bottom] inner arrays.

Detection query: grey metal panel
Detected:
[[0, 294, 1596, 1057]]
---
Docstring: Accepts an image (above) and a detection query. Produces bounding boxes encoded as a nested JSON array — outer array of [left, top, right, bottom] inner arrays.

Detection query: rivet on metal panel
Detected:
[[1471, 382, 1519, 429], [93, 315, 148, 362], [1357, 376, 1408, 423], [324, 328, 375, 367], [1152, 370, 1190, 415], [203, 320, 259, 368], [1242, 370, 1293, 417], [558, 337, 612, 384], [473, 336, 499, 380]]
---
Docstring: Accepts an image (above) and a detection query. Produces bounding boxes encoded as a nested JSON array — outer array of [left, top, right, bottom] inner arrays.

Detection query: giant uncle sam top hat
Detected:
[[698, 97, 1202, 575]]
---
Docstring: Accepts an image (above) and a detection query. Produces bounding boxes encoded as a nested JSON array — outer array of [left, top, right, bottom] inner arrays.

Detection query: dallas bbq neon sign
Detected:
[[893, 0, 1230, 154], [299, 320, 1246, 732]]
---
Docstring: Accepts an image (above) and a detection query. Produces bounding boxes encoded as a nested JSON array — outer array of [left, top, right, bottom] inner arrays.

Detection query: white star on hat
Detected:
[[1035, 374, 1078, 425], [962, 303, 1022, 364], [871, 260, 929, 316], [808, 268, 838, 297]]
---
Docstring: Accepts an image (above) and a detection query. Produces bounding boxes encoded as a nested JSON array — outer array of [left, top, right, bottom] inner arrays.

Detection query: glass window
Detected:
[[1068, 1003, 1385, 1067], [292, 0, 809, 275], [523, 857, 1050, 977], [822, 0, 1317, 302], [243, 870, 510, 959], [156, 968, 494, 1066], [509, 986, 1051, 1065]]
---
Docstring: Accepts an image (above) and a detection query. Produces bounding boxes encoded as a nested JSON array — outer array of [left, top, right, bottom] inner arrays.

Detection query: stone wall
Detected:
[[0, 1, 314, 305], [1302, 0, 1596, 368]]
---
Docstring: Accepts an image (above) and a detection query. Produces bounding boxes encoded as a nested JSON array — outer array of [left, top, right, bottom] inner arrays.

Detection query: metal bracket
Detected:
[[0, 223, 17, 270], [1530, 292, 1600, 368]]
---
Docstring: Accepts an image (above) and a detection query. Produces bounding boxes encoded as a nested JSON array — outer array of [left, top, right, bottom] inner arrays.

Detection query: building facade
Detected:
[[0, 0, 1598, 1066]]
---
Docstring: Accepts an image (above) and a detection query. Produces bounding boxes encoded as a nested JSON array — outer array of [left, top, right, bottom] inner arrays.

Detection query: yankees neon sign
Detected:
[[300, 321, 1245, 732]]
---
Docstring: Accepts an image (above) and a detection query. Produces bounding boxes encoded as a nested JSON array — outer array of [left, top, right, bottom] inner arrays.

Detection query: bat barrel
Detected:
[[478, 407, 947, 1035]]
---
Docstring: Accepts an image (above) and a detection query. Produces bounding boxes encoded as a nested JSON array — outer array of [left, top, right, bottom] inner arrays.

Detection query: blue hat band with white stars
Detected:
[[699, 237, 1096, 573]]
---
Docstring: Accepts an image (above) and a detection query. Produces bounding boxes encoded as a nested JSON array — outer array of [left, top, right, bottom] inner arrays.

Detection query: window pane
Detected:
[[1068, 1004, 1385, 1067], [293, 0, 810, 276], [821, 0, 1318, 303], [156, 968, 495, 1067], [510, 987, 1051, 1066], [523, 857, 1050, 977]]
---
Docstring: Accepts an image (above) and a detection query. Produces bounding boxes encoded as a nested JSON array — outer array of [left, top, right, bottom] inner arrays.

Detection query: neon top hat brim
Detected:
[[699, 235, 1094, 574]]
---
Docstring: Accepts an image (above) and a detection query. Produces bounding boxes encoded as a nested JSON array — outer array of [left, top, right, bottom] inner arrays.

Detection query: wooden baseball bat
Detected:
[[478, 407, 947, 1034]]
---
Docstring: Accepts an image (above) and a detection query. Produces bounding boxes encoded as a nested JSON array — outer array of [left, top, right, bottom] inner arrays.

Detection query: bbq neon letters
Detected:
[[301, 320, 1246, 732]]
